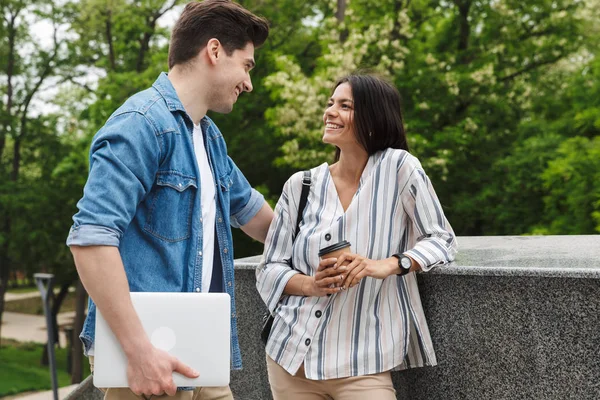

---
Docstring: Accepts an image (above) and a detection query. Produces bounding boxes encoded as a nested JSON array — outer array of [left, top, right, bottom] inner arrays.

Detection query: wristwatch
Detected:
[[392, 254, 412, 276]]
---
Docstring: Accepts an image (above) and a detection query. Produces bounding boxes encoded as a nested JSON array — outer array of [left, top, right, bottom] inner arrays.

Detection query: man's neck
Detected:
[[167, 68, 209, 125]]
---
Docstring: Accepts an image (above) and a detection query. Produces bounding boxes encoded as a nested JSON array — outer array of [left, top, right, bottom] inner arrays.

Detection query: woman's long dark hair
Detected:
[[333, 74, 409, 161]]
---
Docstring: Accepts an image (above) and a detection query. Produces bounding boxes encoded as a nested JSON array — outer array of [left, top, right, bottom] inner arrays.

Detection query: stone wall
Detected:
[[66, 236, 600, 400]]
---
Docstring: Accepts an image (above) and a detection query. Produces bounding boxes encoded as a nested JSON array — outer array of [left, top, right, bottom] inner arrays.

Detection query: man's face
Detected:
[[208, 42, 255, 114]]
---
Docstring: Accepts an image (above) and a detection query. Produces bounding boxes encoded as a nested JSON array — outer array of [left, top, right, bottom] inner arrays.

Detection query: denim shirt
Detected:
[[66, 72, 265, 370]]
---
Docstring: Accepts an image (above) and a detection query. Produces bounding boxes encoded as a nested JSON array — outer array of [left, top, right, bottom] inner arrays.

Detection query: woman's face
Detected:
[[322, 83, 357, 148]]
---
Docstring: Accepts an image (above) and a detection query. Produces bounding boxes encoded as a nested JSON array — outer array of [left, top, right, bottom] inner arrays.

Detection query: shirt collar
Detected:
[[152, 72, 212, 129]]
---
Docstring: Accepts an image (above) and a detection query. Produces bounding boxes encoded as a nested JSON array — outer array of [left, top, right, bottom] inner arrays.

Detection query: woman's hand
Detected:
[[304, 257, 347, 297], [335, 253, 397, 290]]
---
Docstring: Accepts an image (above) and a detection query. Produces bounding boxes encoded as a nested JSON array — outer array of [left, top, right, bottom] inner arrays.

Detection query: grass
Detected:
[[6, 286, 38, 294], [0, 339, 91, 397], [4, 292, 79, 315]]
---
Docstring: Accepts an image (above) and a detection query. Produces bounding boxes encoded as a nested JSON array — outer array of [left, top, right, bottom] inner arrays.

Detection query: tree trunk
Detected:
[[0, 12, 18, 339], [0, 240, 10, 347], [336, 0, 348, 42], [136, 26, 154, 72], [335, 0, 346, 22], [11, 137, 21, 181], [41, 281, 72, 366], [0, 12, 18, 159], [70, 280, 87, 383], [456, 0, 472, 53], [105, 10, 116, 71]]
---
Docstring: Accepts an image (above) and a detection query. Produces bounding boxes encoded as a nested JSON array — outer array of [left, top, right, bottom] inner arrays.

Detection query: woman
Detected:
[[256, 74, 457, 399]]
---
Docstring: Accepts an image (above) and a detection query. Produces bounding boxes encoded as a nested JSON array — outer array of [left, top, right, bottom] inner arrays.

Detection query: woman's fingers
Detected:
[[350, 269, 368, 288], [334, 253, 354, 268], [317, 257, 337, 271], [316, 274, 346, 287], [341, 257, 364, 287], [315, 263, 345, 280], [344, 261, 368, 289]]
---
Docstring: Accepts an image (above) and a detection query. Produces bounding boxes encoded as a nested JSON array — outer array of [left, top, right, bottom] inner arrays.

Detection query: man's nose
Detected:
[[243, 78, 253, 93]]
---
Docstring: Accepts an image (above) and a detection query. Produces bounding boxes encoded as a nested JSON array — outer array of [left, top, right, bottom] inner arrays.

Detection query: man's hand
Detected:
[[335, 253, 397, 290], [127, 344, 199, 397], [303, 257, 346, 297]]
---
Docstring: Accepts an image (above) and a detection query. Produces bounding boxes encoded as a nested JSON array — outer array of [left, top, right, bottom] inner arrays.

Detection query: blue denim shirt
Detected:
[[66, 72, 264, 370]]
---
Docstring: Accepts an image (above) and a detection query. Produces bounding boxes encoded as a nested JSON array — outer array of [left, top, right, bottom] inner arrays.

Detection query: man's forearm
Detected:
[[240, 202, 274, 243], [70, 245, 150, 356]]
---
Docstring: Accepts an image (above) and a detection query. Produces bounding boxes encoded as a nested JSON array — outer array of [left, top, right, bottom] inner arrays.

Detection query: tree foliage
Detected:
[[0, 0, 598, 337]]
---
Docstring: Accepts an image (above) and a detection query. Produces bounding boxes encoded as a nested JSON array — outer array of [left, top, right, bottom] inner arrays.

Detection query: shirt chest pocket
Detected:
[[144, 172, 197, 242], [216, 170, 233, 206]]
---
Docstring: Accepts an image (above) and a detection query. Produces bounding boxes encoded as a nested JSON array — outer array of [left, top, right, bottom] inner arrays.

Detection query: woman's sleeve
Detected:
[[401, 165, 458, 271], [256, 175, 302, 312]]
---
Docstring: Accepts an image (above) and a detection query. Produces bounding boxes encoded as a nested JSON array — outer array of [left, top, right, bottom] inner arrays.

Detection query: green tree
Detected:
[[263, 0, 593, 236], [0, 0, 75, 341]]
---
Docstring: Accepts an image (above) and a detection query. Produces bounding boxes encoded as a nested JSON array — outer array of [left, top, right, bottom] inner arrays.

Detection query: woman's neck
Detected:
[[331, 148, 369, 185]]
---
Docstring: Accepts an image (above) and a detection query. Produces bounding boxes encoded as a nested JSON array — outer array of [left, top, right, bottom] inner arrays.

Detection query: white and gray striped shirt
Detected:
[[256, 148, 457, 380]]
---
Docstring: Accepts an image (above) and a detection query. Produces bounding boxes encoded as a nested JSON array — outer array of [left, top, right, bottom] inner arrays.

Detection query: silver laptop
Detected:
[[93, 292, 231, 388]]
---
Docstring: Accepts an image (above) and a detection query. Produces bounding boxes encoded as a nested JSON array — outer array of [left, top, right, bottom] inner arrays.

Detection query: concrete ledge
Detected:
[[64, 236, 600, 399], [236, 235, 600, 278], [232, 236, 600, 399]]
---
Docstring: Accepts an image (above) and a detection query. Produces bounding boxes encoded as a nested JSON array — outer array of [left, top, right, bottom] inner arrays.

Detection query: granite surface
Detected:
[[64, 236, 600, 400], [235, 235, 600, 278], [391, 274, 600, 400], [231, 270, 600, 399]]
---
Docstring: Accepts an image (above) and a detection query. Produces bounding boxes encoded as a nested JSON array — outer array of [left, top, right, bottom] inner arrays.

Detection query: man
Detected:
[[66, 1, 272, 399]]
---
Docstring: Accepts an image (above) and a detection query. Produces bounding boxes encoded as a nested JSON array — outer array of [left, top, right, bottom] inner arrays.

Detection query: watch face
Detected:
[[401, 256, 412, 269]]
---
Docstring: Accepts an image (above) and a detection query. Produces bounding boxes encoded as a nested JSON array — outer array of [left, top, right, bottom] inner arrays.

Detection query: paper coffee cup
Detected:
[[319, 240, 352, 262]]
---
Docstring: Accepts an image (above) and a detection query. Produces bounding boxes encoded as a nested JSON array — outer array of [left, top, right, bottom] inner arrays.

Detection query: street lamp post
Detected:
[[34, 273, 59, 400]]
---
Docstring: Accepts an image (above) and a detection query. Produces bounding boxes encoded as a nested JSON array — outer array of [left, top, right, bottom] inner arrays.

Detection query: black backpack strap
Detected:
[[294, 170, 311, 237]]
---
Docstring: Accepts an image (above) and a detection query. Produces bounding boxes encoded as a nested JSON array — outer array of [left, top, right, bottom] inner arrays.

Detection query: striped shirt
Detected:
[[256, 148, 457, 380]]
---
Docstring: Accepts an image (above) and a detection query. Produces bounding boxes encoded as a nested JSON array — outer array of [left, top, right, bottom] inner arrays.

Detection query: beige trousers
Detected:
[[266, 356, 396, 400], [89, 356, 233, 400]]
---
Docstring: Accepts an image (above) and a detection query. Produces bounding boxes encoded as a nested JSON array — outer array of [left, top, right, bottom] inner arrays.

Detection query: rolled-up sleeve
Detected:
[[256, 178, 300, 313], [66, 112, 160, 247], [402, 165, 458, 271], [228, 156, 265, 228]]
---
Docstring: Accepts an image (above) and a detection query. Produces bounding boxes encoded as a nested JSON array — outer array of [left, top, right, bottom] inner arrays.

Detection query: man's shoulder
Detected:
[[108, 87, 172, 125]]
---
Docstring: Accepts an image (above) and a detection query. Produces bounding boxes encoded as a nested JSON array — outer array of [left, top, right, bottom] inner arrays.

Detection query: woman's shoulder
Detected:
[[284, 163, 328, 194], [383, 148, 422, 171], [289, 163, 327, 181]]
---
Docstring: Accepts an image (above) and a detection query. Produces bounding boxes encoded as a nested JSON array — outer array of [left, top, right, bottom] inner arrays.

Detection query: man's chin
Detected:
[[209, 104, 234, 114]]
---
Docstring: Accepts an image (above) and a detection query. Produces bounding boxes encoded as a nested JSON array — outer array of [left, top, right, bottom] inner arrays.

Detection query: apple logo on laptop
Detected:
[[151, 326, 177, 352]]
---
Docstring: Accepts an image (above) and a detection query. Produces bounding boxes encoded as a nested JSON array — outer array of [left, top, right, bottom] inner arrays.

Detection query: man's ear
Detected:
[[206, 38, 221, 65]]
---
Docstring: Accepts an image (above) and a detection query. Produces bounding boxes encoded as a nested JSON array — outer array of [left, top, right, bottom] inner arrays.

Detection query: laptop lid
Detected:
[[93, 292, 230, 388]]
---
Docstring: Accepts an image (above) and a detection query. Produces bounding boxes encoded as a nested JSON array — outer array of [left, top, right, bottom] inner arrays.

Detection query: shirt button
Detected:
[[200, 218, 203, 222], [325, 233, 331, 241], [315, 310, 322, 318], [218, 218, 223, 223], [228, 281, 232, 287], [195, 288, 200, 292], [232, 313, 236, 318], [223, 248, 228, 254], [305, 338, 311, 346], [198, 251, 202, 256]]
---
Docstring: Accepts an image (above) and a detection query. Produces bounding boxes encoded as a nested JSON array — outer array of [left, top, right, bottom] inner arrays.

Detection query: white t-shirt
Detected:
[[193, 123, 217, 293]]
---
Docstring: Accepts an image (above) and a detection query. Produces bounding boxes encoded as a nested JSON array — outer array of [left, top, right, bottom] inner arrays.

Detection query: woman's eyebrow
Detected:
[[329, 98, 354, 103]]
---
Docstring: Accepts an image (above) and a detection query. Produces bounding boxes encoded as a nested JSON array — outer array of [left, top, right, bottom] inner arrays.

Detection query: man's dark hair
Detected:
[[332, 74, 409, 161], [169, 0, 269, 69]]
